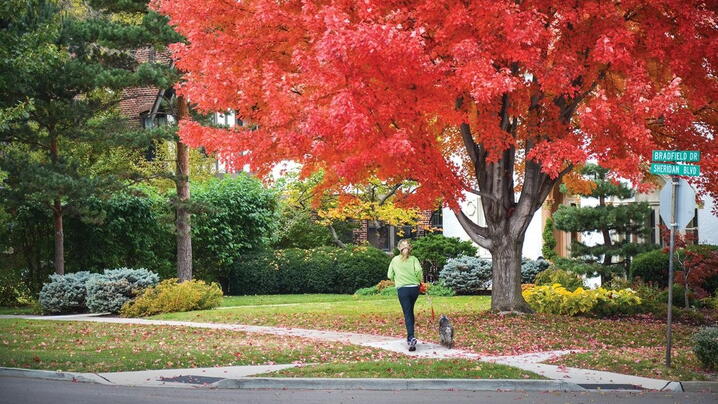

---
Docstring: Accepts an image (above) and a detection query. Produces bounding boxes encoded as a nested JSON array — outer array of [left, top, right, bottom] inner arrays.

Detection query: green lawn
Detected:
[[221, 294, 394, 307], [0, 306, 37, 315], [153, 294, 713, 380], [0, 318, 542, 379], [258, 358, 543, 379], [0, 319, 401, 373]]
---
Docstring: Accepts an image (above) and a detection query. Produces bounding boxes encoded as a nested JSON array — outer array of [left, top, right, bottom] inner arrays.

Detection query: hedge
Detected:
[[229, 246, 390, 295]]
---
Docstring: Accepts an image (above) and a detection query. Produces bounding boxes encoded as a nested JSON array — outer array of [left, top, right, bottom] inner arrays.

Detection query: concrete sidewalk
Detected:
[[0, 314, 687, 391]]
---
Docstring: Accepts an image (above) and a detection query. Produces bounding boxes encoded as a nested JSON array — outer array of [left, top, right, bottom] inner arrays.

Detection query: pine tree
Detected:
[[0, 0, 179, 276], [553, 164, 657, 280]]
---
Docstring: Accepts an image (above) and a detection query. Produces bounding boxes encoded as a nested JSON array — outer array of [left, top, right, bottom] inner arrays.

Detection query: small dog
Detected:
[[438, 315, 454, 349]]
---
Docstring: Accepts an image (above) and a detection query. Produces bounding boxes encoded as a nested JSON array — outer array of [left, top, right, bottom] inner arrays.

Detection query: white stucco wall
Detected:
[[442, 192, 545, 260], [698, 196, 718, 245]]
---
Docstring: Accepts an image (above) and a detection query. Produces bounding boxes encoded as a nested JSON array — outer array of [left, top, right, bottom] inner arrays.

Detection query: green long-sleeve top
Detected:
[[387, 255, 423, 288]]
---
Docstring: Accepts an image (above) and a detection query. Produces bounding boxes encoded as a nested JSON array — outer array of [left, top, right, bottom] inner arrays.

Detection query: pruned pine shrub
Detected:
[[121, 279, 223, 317], [85, 268, 159, 313], [39, 271, 94, 314]]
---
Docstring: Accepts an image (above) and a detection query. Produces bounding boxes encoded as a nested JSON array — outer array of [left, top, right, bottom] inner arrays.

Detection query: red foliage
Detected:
[[676, 249, 718, 299], [153, 0, 718, 211]]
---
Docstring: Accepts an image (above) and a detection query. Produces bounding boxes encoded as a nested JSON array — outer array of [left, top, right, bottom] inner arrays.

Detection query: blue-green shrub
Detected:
[[521, 258, 550, 283], [439, 256, 492, 295], [39, 271, 94, 314], [85, 268, 159, 313]]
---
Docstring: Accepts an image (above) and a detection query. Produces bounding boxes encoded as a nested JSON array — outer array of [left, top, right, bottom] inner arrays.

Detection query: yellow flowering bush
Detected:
[[120, 278, 223, 317], [523, 284, 642, 317]]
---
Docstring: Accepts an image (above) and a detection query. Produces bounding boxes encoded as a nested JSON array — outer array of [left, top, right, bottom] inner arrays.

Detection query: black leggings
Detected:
[[397, 286, 419, 341]]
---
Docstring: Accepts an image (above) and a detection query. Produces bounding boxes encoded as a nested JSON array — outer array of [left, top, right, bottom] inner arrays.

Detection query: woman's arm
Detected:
[[387, 259, 395, 281], [414, 257, 423, 283]]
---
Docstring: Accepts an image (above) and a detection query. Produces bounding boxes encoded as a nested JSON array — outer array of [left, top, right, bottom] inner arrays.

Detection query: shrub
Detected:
[[39, 271, 94, 314], [631, 249, 669, 286], [677, 245, 718, 299], [522, 284, 642, 316], [591, 288, 643, 316], [230, 246, 389, 295], [354, 280, 455, 297], [63, 192, 175, 280], [439, 255, 492, 295], [521, 258, 550, 283], [411, 235, 477, 281], [693, 327, 718, 370], [120, 279, 223, 317], [534, 268, 584, 292], [192, 175, 279, 289], [85, 268, 159, 313], [426, 280, 456, 296], [542, 217, 558, 260], [0, 269, 34, 307]]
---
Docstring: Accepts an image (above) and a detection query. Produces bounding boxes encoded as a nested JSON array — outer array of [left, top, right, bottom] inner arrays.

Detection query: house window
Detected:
[[429, 209, 443, 232], [367, 222, 391, 251]]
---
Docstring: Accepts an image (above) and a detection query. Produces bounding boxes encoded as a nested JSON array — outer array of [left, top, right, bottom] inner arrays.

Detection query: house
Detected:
[[443, 178, 718, 262]]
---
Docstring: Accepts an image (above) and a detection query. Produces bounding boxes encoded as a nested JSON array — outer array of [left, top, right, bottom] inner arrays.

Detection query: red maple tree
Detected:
[[154, 0, 718, 312]]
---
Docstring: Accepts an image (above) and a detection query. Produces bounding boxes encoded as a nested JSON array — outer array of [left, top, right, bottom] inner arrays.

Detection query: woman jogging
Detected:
[[387, 239, 423, 351]]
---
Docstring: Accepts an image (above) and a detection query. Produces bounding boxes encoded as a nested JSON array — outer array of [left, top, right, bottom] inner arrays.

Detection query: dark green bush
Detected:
[[410, 235, 478, 281], [0, 268, 33, 307], [693, 327, 718, 370], [192, 175, 279, 289], [229, 246, 389, 295], [631, 249, 669, 286]]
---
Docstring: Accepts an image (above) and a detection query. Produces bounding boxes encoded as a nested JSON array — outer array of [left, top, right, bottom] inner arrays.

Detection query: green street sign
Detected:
[[652, 150, 701, 162], [650, 163, 701, 177]]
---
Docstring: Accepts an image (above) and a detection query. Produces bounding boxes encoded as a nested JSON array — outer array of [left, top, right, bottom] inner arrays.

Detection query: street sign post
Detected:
[[652, 150, 700, 368]]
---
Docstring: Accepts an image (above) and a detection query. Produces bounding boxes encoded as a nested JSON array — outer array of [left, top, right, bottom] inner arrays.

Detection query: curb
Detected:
[[681, 381, 718, 393], [0, 367, 108, 385], [213, 377, 587, 391]]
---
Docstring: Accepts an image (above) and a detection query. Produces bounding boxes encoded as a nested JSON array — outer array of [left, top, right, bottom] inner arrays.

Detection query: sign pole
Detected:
[[665, 176, 678, 368]]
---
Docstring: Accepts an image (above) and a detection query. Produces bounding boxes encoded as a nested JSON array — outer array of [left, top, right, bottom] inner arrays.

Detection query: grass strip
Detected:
[[545, 347, 717, 381], [256, 358, 544, 379]]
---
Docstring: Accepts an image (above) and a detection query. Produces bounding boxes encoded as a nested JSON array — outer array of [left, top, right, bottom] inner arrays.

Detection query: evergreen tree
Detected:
[[0, 0, 180, 276], [553, 164, 657, 280]]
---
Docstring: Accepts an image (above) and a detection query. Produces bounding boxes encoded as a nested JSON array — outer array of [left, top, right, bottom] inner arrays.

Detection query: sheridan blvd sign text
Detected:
[[650, 163, 701, 177], [652, 150, 701, 162]]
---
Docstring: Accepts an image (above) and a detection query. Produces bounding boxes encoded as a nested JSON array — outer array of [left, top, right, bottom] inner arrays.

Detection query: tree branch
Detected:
[[454, 208, 492, 249]]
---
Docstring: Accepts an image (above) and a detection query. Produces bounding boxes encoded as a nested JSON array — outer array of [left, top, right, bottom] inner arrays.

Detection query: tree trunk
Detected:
[[176, 97, 192, 282], [49, 135, 64, 275], [52, 199, 64, 275], [490, 237, 532, 313]]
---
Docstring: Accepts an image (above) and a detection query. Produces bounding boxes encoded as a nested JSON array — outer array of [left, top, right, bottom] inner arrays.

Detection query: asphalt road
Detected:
[[1, 377, 716, 404]]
